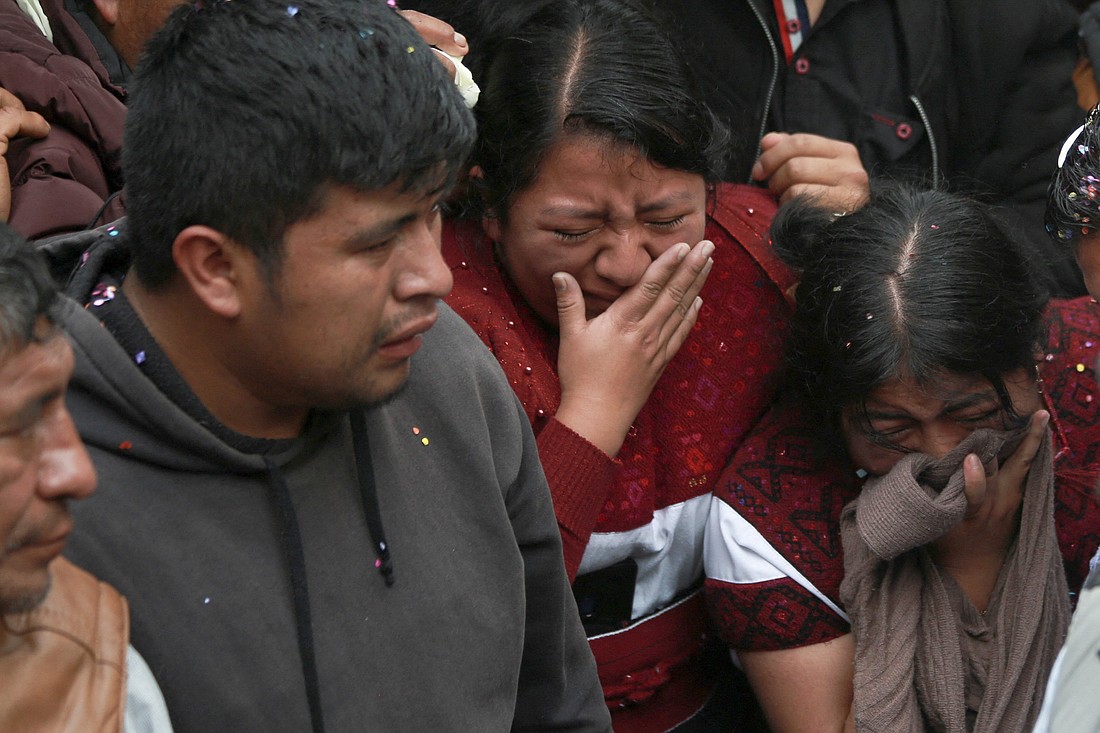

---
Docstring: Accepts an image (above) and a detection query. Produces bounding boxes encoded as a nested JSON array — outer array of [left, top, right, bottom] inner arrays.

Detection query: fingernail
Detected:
[[1038, 410, 1051, 427], [693, 296, 703, 312], [552, 273, 566, 293], [965, 454, 981, 470], [454, 32, 467, 47], [676, 242, 690, 261], [700, 240, 715, 258], [751, 162, 763, 180]]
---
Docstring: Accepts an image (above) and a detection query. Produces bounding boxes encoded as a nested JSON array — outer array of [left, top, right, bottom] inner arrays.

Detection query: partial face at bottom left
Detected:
[[0, 323, 96, 615]]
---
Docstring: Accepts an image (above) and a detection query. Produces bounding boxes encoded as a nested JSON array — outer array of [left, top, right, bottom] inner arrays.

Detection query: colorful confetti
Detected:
[[90, 283, 117, 307]]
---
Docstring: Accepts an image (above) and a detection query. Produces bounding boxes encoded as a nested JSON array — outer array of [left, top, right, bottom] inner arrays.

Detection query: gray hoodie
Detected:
[[49, 225, 610, 733]]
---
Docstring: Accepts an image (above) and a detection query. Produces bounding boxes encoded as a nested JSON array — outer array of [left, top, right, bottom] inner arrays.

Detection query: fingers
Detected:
[[553, 271, 586, 337], [0, 89, 49, 153], [0, 109, 49, 150], [961, 453, 988, 519], [615, 240, 712, 325], [399, 9, 468, 56], [664, 296, 703, 360], [998, 409, 1050, 486], [754, 132, 854, 181], [752, 132, 870, 210]]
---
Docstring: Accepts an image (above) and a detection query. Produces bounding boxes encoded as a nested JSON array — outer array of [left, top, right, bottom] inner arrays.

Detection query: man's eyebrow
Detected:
[[345, 213, 418, 247]]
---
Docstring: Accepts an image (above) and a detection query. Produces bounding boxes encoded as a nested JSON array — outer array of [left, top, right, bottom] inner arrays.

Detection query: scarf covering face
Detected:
[[839, 427, 1070, 733]]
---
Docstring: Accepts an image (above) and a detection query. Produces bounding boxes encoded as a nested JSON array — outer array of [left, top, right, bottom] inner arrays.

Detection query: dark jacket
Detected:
[[659, 0, 1085, 296], [44, 224, 611, 733], [0, 0, 126, 239]]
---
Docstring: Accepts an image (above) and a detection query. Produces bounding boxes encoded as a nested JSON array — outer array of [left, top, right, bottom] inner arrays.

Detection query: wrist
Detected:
[[554, 395, 635, 457]]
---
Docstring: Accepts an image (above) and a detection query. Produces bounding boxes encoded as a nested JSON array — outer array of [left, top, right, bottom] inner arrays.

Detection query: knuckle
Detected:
[[786, 157, 807, 180], [664, 281, 688, 304], [839, 140, 860, 157], [639, 280, 663, 300]]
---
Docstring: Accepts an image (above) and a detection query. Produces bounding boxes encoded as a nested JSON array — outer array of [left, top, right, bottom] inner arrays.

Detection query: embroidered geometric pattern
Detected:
[[707, 297, 1100, 651]]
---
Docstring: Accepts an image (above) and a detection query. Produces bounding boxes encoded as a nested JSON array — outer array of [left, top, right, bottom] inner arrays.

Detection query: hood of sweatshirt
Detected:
[[41, 220, 339, 475]]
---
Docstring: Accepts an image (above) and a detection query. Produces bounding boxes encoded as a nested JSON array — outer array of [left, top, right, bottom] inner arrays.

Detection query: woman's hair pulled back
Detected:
[[439, 0, 728, 218], [774, 185, 1048, 440]]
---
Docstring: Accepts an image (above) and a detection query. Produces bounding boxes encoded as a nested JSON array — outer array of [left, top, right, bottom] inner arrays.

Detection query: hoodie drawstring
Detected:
[[264, 456, 327, 733], [350, 410, 395, 586], [262, 410, 394, 732]]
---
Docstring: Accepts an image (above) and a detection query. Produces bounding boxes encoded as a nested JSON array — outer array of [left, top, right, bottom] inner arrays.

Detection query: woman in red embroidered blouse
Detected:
[[437, 0, 794, 730], [705, 186, 1100, 732]]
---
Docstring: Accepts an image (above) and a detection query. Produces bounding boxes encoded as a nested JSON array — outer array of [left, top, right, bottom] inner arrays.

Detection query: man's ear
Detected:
[[171, 225, 246, 319], [87, 0, 119, 27]]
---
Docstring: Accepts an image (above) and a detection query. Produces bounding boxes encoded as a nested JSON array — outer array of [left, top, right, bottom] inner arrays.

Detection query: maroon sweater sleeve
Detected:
[[535, 419, 617, 580]]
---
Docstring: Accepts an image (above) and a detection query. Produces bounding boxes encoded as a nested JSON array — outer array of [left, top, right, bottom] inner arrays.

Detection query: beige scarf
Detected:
[[839, 427, 1070, 733]]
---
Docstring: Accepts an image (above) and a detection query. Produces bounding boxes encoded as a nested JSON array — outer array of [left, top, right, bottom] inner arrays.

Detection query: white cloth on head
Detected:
[[432, 49, 480, 108]]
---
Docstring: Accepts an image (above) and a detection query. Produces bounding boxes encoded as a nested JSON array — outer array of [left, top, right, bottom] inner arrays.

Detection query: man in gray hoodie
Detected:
[[44, 1, 609, 731]]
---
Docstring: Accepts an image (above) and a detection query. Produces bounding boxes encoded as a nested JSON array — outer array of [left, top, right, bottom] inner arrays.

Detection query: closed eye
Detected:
[[553, 228, 597, 241], [956, 408, 1005, 426], [648, 215, 686, 230]]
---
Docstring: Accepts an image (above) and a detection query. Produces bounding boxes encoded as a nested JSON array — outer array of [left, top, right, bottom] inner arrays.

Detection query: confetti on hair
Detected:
[[134, 350, 147, 365], [930, 224, 940, 230], [1048, 103, 1100, 242], [286, 4, 298, 16], [406, 46, 415, 53]]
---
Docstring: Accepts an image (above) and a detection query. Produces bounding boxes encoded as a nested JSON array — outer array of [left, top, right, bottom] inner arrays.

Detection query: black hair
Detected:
[[122, 0, 476, 288], [1046, 104, 1100, 246], [774, 185, 1047, 448], [432, 0, 728, 219], [0, 223, 59, 354]]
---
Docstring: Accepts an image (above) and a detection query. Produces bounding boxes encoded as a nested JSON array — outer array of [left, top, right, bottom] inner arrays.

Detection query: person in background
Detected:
[[706, 185, 1100, 732], [43, 1, 609, 731], [1033, 108, 1100, 733], [632, 0, 1085, 297], [0, 221, 172, 733], [0, 0, 468, 239], [422, 0, 796, 728]]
